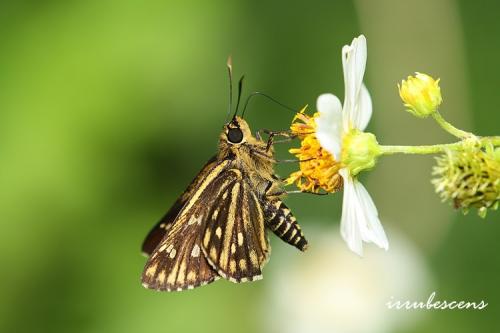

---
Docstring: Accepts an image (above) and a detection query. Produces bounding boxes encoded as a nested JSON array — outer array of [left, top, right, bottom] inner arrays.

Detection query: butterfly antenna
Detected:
[[232, 75, 245, 120], [241, 91, 297, 119], [225, 56, 233, 122]]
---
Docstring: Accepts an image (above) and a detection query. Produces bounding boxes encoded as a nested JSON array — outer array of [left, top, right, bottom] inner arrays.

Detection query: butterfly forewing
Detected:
[[202, 171, 270, 282], [141, 157, 218, 256], [141, 221, 219, 291], [142, 160, 236, 291]]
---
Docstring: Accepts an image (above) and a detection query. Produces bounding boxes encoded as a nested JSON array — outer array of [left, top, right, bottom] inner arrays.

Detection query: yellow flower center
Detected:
[[286, 108, 343, 193]]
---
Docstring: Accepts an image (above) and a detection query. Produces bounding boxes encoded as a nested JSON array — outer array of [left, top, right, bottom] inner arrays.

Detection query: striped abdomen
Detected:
[[263, 200, 308, 251]]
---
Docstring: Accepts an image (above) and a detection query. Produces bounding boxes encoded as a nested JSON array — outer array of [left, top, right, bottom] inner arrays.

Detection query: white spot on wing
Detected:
[[188, 215, 203, 225], [191, 244, 200, 257]]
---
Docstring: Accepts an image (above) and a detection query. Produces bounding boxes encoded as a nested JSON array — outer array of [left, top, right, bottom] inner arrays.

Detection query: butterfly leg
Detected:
[[265, 130, 296, 152], [256, 129, 297, 151], [285, 190, 329, 196], [275, 157, 314, 163], [256, 129, 295, 140]]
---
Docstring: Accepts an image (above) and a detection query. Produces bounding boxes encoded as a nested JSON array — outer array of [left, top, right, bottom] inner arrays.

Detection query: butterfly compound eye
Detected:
[[227, 127, 243, 143]]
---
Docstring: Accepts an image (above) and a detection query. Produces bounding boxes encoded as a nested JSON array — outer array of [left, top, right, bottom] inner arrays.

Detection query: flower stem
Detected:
[[431, 111, 473, 139], [380, 142, 462, 155], [380, 136, 500, 156]]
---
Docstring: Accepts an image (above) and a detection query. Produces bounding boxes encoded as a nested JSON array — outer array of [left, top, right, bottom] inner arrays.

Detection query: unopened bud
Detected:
[[399, 72, 442, 118]]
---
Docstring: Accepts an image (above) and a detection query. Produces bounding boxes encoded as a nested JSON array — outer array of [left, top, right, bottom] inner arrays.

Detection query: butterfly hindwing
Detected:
[[141, 219, 219, 291], [202, 170, 270, 283], [141, 156, 217, 256]]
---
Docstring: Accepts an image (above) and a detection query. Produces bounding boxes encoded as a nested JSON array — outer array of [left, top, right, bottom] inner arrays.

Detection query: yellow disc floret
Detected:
[[286, 107, 342, 193]]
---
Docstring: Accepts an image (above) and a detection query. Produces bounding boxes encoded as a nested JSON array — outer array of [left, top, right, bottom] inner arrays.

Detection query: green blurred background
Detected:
[[1, 0, 499, 332]]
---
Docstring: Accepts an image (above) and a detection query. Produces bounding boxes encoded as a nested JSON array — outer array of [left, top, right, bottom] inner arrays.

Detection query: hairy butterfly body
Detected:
[[141, 116, 308, 292]]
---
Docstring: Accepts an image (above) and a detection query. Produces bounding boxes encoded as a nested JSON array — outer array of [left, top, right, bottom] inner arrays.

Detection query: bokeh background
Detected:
[[1, 0, 499, 332]]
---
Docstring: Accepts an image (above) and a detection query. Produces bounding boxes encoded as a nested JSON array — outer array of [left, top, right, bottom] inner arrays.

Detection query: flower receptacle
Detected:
[[342, 129, 381, 176]]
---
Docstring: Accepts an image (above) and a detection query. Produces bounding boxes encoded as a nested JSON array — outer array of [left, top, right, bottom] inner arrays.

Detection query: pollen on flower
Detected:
[[286, 108, 343, 193]]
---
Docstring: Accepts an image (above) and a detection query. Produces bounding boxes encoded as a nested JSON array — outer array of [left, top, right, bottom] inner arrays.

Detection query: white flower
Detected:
[[315, 35, 389, 256]]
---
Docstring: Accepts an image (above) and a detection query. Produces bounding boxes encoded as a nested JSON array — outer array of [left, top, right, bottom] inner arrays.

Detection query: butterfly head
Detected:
[[224, 116, 252, 145]]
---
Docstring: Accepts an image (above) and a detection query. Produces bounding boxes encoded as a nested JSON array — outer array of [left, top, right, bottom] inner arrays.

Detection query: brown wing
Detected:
[[142, 160, 240, 291], [202, 170, 270, 283], [141, 156, 217, 256]]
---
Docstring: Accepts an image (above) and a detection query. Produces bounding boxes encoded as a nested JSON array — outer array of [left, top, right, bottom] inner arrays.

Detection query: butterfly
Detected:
[[141, 60, 308, 292]]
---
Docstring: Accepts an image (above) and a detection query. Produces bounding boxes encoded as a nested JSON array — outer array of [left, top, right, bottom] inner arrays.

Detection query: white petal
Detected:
[[354, 180, 389, 249], [353, 84, 373, 131], [315, 93, 343, 160], [339, 169, 363, 256], [341, 35, 367, 131], [339, 169, 389, 256]]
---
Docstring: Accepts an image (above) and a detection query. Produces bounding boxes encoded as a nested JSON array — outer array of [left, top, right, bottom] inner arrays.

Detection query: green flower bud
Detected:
[[342, 129, 381, 176], [432, 143, 500, 217]]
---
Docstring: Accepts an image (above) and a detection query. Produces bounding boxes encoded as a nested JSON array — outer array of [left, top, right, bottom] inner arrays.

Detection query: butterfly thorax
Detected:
[[217, 116, 276, 196]]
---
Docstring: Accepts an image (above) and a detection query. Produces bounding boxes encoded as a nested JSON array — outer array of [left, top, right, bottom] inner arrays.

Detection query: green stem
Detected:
[[380, 142, 462, 155], [432, 111, 473, 139], [380, 136, 500, 156], [483, 136, 500, 146]]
